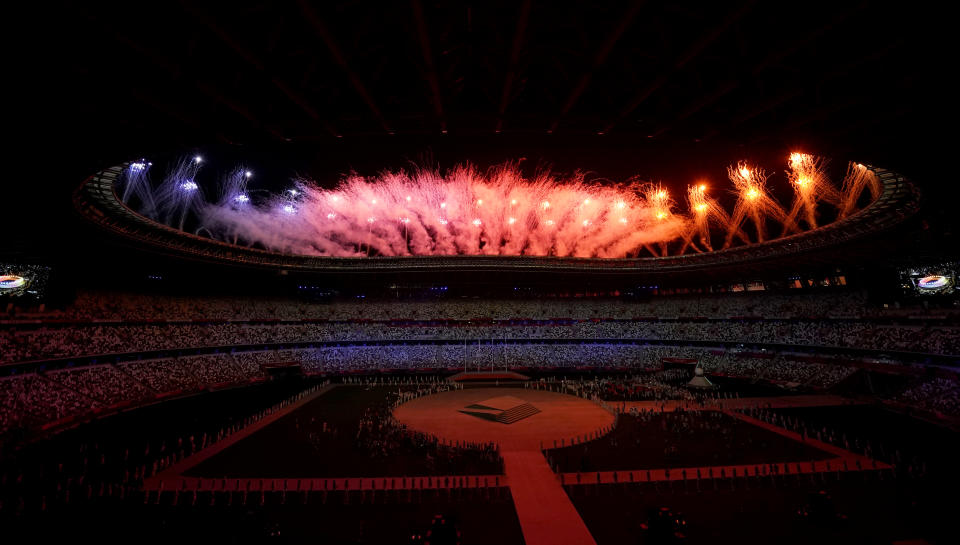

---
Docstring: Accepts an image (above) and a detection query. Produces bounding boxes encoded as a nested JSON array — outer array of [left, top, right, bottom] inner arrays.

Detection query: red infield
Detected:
[[394, 387, 615, 452], [395, 388, 614, 545]]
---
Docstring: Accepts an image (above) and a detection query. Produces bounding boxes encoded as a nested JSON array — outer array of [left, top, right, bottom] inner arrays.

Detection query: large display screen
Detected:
[[899, 263, 957, 296], [0, 263, 51, 300]]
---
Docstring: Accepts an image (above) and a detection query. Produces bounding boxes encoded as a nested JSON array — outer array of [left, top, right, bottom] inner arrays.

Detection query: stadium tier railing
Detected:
[[73, 163, 921, 273]]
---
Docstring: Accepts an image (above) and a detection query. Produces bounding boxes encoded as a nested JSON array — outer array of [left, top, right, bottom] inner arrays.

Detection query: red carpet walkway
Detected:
[[557, 407, 891, 487], [145, 389, 872, 545], [559, 459, 886, 486], [502, 450, 597, 545], [147, 384, 335, 485], [143, 473, 506, 492], [723, 409, 888, 467]]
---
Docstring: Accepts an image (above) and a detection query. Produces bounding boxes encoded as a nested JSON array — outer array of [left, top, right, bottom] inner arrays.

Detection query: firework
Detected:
[[154, 156, 205, 231], [200, 164, 688, 258], [120, 159, 156, 216], [722, 162, 792, 248], [127, 153, 883, 259], [783, 152, 838, 231], [643, 184, 674, 256], [680, 182, 731, 254], [838, 162, 880, 219]]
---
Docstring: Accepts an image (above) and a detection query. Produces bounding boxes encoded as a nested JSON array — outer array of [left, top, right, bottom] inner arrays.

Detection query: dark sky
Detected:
[[4, 1, 951, 271]]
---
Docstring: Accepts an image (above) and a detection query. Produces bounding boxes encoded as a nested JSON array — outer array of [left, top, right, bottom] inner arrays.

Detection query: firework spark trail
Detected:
[[838, 162, 880, 219], [131, 152, 879, 259], [120, 160, 157, 217], [680, 183, 732, 254], [212, 167, 254, 244], [200, 164, 689, 258], [631, 183, 676, 257], [783, 152, 838, 232], [722, 162, 794, 249], [155, 156, 205, 231]]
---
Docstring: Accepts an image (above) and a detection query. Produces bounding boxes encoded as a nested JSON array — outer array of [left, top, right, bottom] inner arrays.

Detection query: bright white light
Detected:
[[233, 194, 250, 203], [542, 201, 550, 209], [472, 218, 482, 226], [508, 217, 516, 225], [194, 156, 202, 164], [130, 162, 146, 171], [619, 217, 628, 224], [406, 195, 412, 202], [440, 202, 446, 209], [582, 219, 590, 227], [282, 204, 296, 214], [288, 189, 299, 196], [371, 199, 377, 205], [180, 181, 198, 191], [327, 213, 336, 219], [511, 199, 517, 205], [245, 171, 252, 178], [439, 219, 448, 225], [616, 201, 626, 209], [367, 217, 376, 223], [584, 199, 591, 204], [545, 219, 554, 226], [477, 199, 483, 206], [400, 217, 410, 224]]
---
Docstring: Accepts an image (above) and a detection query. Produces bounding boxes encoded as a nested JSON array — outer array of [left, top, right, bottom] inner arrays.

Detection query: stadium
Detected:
[[4, 2, 955, 545]]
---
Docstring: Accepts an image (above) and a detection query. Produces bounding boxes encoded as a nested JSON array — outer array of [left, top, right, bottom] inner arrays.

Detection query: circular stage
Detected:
[[393, 387, 615, 451]]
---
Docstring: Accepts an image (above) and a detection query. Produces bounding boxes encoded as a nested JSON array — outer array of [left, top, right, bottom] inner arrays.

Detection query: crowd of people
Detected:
[[298, 343, 685, 372], [1, 289, 957, 434], [354, 387, 503, 474], [1, 315, 957, 366], [571, 370, 696, 402], [0, 382, 325, 520], [895, 378, 960, 417], [6, 289, 901, 321], [696, 351, 859, 388], [547, 407, 830, 473], [4, 339, 957, 435], [0, 353, 264, 433]]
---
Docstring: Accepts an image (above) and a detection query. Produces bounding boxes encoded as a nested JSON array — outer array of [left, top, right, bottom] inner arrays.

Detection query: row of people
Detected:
[[895, 378, 960, 417], [2, 318, 957, 365], [13, 289, 887, 321], [4, 343, 952, 434]]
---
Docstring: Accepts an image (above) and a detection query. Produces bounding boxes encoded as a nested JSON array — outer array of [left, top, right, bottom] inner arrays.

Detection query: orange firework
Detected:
[[838, 162, 881, 219], [642, 183, 675, 255], [644, 183, 674, 221], [680, 182, 731, 254], [723, 161, 791, 248], [783, 152, 838, 232]]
